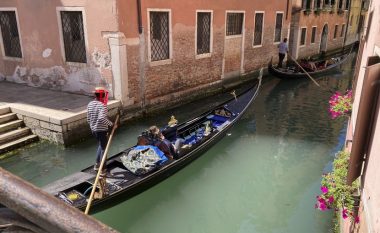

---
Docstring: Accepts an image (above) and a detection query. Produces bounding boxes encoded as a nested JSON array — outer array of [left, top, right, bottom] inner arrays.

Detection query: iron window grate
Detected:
[[60, 11, 87, 63], [197, 12, 211, 55], [311, 27, 317, 43], [274, 13, 283, 43], [334, 25, 338, 38], [150, 12, 170, 61], [0, 11, 22, 58], [300, 28, 306, 45], [253, 13, 263, 46], [340, 24, 345, 37], [226, 13, 243, 36]]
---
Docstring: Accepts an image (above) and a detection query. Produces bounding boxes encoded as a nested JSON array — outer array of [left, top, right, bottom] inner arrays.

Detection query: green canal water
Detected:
[[0, 55, 355, 233]]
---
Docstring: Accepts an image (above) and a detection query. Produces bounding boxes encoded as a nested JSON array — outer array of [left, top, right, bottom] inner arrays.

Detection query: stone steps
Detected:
[[0, 107, 39, 155], [0, 112, 17, 124], [0, 135, 39, 154]]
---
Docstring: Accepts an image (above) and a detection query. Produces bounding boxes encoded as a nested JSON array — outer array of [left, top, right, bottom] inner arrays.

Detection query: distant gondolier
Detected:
[[278, 38, 288, 68], [87, 87, 114, 171]]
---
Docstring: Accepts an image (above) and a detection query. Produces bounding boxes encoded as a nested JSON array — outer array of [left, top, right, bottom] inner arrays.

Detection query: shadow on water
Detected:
[[0, 53, 357, 233]]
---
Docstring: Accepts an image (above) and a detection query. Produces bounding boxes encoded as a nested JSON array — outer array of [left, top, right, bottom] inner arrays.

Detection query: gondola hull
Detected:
[[268, 48, 352, 79], [43, 76, 262, 213]]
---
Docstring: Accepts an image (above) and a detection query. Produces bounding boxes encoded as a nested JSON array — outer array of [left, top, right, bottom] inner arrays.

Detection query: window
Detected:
[[300, 27, 306, 46], [196, 12, 211, 55], [334, 24, 338, 39], [345, 0, 350, 10], [253, 12, 264, 46], [324, 0, 335, 6], [340, 24, 345, 37], [60, 11, 86, 63], [0, 11, 22, 58], [338, 0, 343, 9], [311, 26, 317, 43], [314, 0, 322, 9], [226, 13, 244, 36], [150, 11, 170, 61], [302, 0, 312, 9], [274, 13, 283, 43]]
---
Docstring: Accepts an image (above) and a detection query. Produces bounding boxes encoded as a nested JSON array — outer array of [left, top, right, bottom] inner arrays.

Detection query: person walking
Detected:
[[87, 87, 114, 171], [278, 38, 289, 68]]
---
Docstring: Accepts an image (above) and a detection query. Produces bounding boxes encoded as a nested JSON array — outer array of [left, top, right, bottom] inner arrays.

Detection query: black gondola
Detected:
[[43, 74, 262, 213], [268, 48, 352, 79]]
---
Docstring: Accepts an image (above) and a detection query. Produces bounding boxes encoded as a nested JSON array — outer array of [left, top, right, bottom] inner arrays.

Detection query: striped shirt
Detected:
[[87, 100, 113, 132]]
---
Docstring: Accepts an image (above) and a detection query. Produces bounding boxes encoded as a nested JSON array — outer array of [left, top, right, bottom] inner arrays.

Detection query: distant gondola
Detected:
[[43, 74, 262, 213], [268, 47, 352, 79]]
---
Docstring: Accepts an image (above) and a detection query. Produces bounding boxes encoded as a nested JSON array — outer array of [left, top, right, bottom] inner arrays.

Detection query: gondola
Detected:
[[43, 73, 262, 213], [268, 47, 352, 79]]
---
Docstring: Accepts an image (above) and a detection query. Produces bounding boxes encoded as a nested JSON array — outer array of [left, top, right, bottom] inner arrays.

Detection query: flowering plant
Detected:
[[315, 150, 360, 223], [329, 90, 352, 119]]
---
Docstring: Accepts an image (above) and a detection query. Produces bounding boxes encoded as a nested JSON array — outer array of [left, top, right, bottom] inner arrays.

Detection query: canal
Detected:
[[0, 54, 355, 233]]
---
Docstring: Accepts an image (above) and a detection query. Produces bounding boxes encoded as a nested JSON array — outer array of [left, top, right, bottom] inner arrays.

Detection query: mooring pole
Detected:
[[0, 168, 118, 233]]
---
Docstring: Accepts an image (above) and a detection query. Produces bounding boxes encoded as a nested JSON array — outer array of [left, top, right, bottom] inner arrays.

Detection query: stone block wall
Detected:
[[12, 105, 120, 146]]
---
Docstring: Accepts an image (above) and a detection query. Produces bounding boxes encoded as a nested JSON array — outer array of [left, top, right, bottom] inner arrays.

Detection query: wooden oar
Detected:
[[287, 53, 321, 87], [85, 114, 120, 215]]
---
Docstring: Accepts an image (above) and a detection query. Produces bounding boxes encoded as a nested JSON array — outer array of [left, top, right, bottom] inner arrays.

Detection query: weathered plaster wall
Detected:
[[117, 0, 290, 107], [297, 11, 347, 58], [0, 0, 118, 96], [344, 1, 380, 232], [345, 0, 361, 45]]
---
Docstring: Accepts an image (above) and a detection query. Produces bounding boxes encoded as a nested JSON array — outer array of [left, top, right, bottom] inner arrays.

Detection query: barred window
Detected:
[[340, 24, 345, 37], [338, 0, 343, 9], [150, 11, 170, 61], [0, 11, 22, 58], [197, 12, 211, 55], [226, 13, 244, 36], [274, 13, 283, 43], [345, 0, 350, 9], [60, 11, 86, 63], [300, 28, 306, 46], [253, 12, 264, 46], [333, 25, 338, 39], [314, 0, 322, 9], [302, 0, 312, 9], [311, 26, 317, 43]]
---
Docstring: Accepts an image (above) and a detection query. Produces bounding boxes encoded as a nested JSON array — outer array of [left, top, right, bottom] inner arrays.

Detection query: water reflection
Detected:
[[0, 54, 355, 233]]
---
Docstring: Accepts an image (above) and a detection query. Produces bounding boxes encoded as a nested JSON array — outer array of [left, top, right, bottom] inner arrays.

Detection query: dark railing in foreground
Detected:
[[0, 168, 118, 233]]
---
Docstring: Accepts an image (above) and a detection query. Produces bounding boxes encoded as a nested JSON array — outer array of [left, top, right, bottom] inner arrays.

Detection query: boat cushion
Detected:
[[120, 145, 168, 175], [207, 114, 229, 128]]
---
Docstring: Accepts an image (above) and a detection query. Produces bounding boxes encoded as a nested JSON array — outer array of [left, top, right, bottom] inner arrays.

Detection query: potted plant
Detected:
[[337, 8, 345, 14], [328, 90, 352, 119], [315, 150, 360, 223], [304, 8, 312, 15], [314, 8, 322, 15]]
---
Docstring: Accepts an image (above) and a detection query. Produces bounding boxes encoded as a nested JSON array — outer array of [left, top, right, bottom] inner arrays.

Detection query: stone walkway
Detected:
[[0, 81, 120, 145]]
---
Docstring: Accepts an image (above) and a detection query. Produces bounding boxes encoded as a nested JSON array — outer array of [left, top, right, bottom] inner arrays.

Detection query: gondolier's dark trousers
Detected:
[[93, 131, 108, 164], [278, 53, 286, 68]]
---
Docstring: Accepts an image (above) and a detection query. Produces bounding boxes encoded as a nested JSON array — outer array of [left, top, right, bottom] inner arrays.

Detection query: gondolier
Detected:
[[87, 86, 114, 171], [278, 38, 288, 68]]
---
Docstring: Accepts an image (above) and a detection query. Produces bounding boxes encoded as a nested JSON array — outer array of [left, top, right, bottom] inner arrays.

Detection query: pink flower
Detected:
[[321, 186, 328, 194], [342, 209, 348, 219], [319, 202, 327, 211], [328, 196, 334, 204], [355, 216, 360, 223]]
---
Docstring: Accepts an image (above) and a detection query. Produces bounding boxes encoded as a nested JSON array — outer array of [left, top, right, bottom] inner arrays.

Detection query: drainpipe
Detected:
[[137, 0, 143, 34], [137, 0, 146, 111]]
